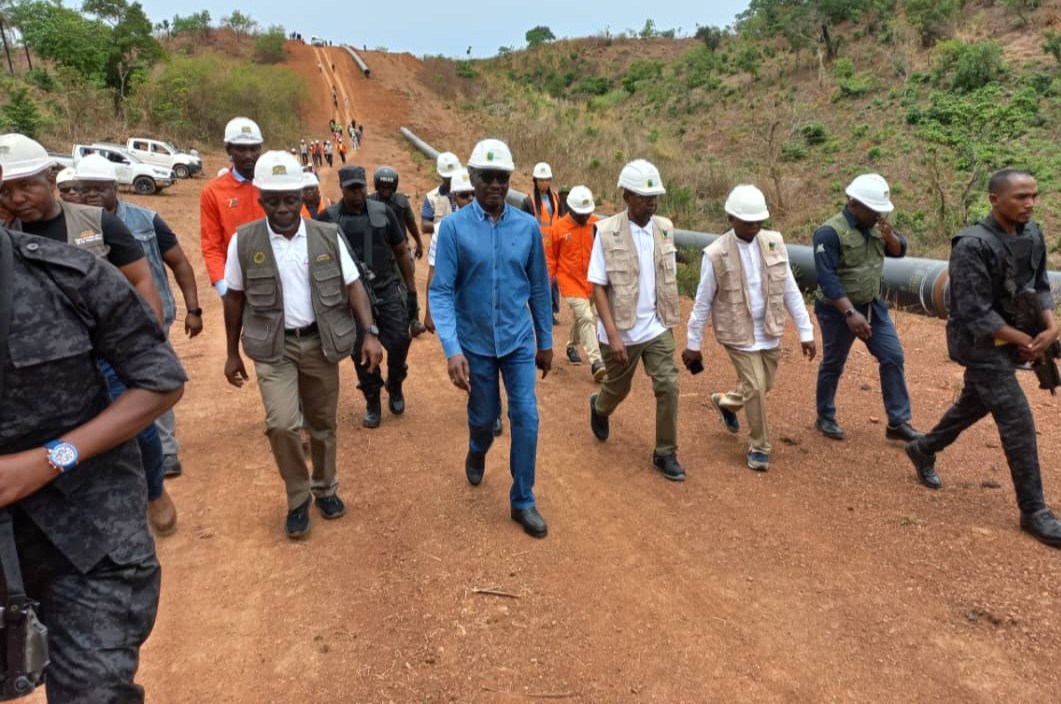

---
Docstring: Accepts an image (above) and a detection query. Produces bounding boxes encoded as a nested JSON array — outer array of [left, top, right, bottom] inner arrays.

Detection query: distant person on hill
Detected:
[[428, 139, 553, 538], [682, 184, 815, 473], [420, 151, 461, 241], [299, 138, 309, 166], [521, 162, 563, 326], [812, 173, 920, 444], [545, 185, 607, 382], [200, 117, 266, 295], [337, 138, 347, 165], [906, 169, 1061, 549], [323, 140, 334, 168], [588, 159, 685, 482]]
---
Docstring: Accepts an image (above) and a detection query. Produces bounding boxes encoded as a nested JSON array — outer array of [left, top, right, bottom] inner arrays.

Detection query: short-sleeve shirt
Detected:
[[21, 208, 144, 267]]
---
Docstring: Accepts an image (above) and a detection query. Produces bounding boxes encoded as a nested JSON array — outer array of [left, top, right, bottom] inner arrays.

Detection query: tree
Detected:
[[254, 26, 286, 64], [736, 0, 893, 62], [0, 85, 43, 137], [905, 0, 963, 48], [222, 10, 257, 39], [1043, 30, 1061, 65], [155, 18, 170, 38], [83, 0, 164, 112], [695, 25, 724, 52], [639, 18, 657, 39], [172, 11, 211, 37], [525, 25, 555, 48], [1001, 0, 1042, 26], [14, 1, 109, 82]]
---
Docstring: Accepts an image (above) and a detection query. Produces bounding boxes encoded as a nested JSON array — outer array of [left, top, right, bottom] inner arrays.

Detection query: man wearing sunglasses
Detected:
[[429, 139, 553, 538], [56, 167, 81, 204]]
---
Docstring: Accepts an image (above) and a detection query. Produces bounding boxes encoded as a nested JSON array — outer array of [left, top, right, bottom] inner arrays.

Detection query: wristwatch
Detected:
[[45, 440, 79, 473], [365, 324, 380, 336], [187, 307, 203, 316], [844, 308, 857, 318]]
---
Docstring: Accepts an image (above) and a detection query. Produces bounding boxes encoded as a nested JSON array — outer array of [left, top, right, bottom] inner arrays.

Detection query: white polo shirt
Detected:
[[224, 219, 359, 330], [587, 218, 668, 346]]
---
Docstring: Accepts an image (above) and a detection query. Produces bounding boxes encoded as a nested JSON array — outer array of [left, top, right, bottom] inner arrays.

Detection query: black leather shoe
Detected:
[[511, 507, 548, 538], [590, 393, 609, 441], [163, 459, 182, 478], [905, 440, 941, 489], [362, 397, 382, 428], [285, 498, 311, 539], [315, 494, 346, 519], [465, 451, 485, 486], [886, 421, 922, 442], [492, 417, 503, 436], [1020, 508, 1061, 548], [652, 453, 686, 482], [388, 385, 405, 415], [815, 417, 845, 440]]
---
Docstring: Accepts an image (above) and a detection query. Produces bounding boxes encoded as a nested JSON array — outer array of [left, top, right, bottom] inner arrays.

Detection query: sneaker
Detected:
[[746, 450, 770, 472], [315, 494, 346, 519], [566, 345, 583, 365], [710, 393, 740, 434], [591, 360, 607, 382], [652, 453, 686, 481], [589, 393, 609, 441], [285, 498, 311, 539]]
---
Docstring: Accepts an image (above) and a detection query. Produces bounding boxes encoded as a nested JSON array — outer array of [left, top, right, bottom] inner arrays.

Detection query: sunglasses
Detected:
[[477, 170, 510, 185], [58, 187, 78, 194], [455, 191, 474, 199]]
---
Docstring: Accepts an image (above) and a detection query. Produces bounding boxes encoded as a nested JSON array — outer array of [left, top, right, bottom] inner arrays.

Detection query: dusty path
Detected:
[[30, 41, 1061, 703]]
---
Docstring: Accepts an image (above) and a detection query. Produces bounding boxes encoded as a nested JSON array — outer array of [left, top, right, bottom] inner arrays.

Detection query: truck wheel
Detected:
[[133, 177, 157, 195], [173, 164, 191, 179]]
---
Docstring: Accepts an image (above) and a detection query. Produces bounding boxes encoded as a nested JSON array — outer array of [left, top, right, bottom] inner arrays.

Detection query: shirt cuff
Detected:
[[441, 337, 463, 359]]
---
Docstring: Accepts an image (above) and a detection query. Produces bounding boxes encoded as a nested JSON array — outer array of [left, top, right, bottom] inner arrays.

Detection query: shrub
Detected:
[[0, 86, 45, 138], [781, 140, 807, 161], [906, 0, 963, 47], [800, 122, 828, 145], [622, 59, 664, 93], [833, 58, 856, 80], [253, 29, 286, 64], [455, 61, 478, 79], [932, 40, 1006, 92], [573, 76, 610, 96], [1043, 30, 1061, 65]]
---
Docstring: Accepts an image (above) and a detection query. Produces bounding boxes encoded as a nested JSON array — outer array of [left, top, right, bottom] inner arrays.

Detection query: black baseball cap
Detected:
[[339, 165, 367, 187]]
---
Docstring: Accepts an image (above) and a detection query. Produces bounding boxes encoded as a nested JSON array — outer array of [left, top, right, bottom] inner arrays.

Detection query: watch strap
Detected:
[[187, 307, 203, 316]]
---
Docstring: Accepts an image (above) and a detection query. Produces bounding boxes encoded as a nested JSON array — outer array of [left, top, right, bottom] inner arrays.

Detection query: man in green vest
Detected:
[[812, 173, 920, 443], [222, 151, 382, 539]]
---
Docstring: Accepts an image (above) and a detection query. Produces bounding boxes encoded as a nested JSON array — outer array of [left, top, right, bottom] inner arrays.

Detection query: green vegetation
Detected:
[[525, 26, 555, 49], [253, 26, 287, 64]]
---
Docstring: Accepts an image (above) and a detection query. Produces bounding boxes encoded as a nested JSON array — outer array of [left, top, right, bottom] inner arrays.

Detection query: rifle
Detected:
[[1014, 289, 1061, 395]]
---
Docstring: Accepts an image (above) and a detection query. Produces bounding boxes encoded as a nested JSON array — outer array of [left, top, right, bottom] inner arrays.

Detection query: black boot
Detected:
[[362, 394, 382, 428], [1020, 508, 1061, 548], [387, 382, 405, 415]]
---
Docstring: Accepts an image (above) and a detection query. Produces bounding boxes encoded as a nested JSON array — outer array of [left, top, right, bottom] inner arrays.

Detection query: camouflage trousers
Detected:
[[919, 366, 1047, 515], [14, 511, 160, 704]]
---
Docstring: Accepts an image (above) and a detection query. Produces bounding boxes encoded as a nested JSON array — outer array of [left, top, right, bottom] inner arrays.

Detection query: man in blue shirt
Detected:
[[812, 173, 920, 443], [428, 139, 553, 538]]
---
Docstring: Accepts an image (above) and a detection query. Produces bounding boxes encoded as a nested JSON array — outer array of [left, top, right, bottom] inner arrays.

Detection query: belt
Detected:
[[284, 322, 319, 337]]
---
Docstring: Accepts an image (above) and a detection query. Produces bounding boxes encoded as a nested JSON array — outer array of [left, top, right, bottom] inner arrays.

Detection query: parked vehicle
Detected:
[[72, 143, 175, 195], [125, 138, 202, 178], [48, 151, 74, 169]]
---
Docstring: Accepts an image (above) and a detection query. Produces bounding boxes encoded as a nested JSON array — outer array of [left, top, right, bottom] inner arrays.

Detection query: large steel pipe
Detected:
[[399, 127, 1061, 318], [342, 45, 370, 77]]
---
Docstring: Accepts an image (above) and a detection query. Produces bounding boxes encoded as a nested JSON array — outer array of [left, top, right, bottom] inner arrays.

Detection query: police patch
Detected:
[[253, 250, 266, 264]]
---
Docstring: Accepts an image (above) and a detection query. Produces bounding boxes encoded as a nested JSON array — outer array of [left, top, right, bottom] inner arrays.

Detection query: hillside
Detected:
[[412, 0, 1061, 259]]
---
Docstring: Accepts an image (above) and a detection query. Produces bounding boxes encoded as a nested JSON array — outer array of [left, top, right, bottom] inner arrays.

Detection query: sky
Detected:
[[135, 0, 752, 59]]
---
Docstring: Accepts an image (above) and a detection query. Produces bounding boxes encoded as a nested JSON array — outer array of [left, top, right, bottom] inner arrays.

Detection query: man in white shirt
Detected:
[[588, 160, 685, 481], [221, 151, 382, 539], [682, 185, 816, 471]]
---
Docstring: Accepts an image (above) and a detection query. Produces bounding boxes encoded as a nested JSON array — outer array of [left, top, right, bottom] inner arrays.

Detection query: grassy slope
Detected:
[[428, 1, 1061, 260]]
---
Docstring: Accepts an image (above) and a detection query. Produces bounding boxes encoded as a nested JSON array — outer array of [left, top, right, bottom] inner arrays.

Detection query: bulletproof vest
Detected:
[[10, 202, 108, 258], [323, 199, 394, 286], [953, 218, 1044, 327], [235, 218, 357, 364], [814, 211, 884, 306], [115, 200, 176, 326]]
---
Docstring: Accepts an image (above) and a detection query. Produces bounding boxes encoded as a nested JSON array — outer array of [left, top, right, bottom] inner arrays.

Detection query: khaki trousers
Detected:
[[253, 333, 340, 509], [564, 296, 602, 365], [719, 347, 782, 454], [595, 329, 679, 456]]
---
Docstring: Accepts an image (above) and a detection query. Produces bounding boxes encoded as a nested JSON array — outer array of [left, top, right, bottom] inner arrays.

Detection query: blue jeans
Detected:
[[98, 360, 165, 501], [465, 339, 539, 509], [814, 299, 912, 426]]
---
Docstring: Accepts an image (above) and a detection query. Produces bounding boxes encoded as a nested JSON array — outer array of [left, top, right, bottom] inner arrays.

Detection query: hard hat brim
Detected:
[[2, 161, 56, 181], [848, 195, 894, 214]]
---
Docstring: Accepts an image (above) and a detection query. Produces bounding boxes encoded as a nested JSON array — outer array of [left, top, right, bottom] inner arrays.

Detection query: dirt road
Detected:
[[31, 41, 1061, 703]]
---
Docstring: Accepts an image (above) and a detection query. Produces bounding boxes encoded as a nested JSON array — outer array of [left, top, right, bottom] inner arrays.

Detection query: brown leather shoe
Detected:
[[148, 489, 178, 537]]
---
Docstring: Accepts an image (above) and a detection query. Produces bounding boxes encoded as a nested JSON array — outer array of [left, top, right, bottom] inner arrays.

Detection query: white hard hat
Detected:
[[845, 173, 894, 213], [0, 133, 55, 180], [56, 166, 78, 186], [724, 184, 770, 222], [566, 185, 596, 215], [253, 150, 304, 191], [532, 162, 553, 179], [450, 168, 474, 194], [436, 151, 461, 178], [224, 116, 264, 145], [301, 171, 320, 188], [467, 138, 515, 172], [617, 159, 666, 196], [75, 154, 117, 182]]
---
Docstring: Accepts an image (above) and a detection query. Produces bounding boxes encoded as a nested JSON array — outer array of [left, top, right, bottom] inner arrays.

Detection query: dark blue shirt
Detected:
[[812, 207, 908, 302], [429, 200, 552, 358]]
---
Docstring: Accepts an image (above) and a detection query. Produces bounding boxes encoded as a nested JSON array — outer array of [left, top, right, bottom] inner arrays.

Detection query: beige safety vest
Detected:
[[594, 210, 680, 330], [426, 186, 453, 223], [705, 229, 789, 348], [235, 218, 357, 364], [10, 201, 108, 258]]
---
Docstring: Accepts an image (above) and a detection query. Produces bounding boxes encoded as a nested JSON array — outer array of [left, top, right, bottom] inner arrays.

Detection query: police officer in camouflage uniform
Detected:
[[320, 165, 416, 428], [369, 166, 426, 336], [906, 169, 1061, 548], [0, 158, 186, 702]]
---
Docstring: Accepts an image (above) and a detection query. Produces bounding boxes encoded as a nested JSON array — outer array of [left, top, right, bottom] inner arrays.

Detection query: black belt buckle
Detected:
[[285, 322, 319, 337]]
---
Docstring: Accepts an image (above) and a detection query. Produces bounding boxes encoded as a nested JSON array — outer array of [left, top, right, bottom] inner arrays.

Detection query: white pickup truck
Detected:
[[72, 143, 176, 195], [125, 138, 202, 179]]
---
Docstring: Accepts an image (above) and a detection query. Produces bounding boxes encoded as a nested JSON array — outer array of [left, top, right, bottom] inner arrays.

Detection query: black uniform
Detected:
[[915, 214, 1050, 514], [0, 228, 186, 702], [319, 200, 410, 397]]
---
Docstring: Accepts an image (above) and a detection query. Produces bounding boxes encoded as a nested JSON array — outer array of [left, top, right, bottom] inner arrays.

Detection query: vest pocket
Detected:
[[311, 263, 345, 306], [245, 268, 278, 308]]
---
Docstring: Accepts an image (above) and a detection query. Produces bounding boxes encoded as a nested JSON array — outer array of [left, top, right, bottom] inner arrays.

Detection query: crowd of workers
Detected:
[[0, 105, 1060, 700]]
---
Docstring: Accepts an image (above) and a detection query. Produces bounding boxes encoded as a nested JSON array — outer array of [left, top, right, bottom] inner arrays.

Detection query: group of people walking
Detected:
[[0, 110, 1059, 702]]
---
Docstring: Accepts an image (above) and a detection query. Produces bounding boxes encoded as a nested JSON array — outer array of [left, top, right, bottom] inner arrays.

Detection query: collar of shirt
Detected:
[[265, 217, 307, 241], [231, 168, 248, 184], [470, 198, 509, 223], [629, 218, 654, 238]]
